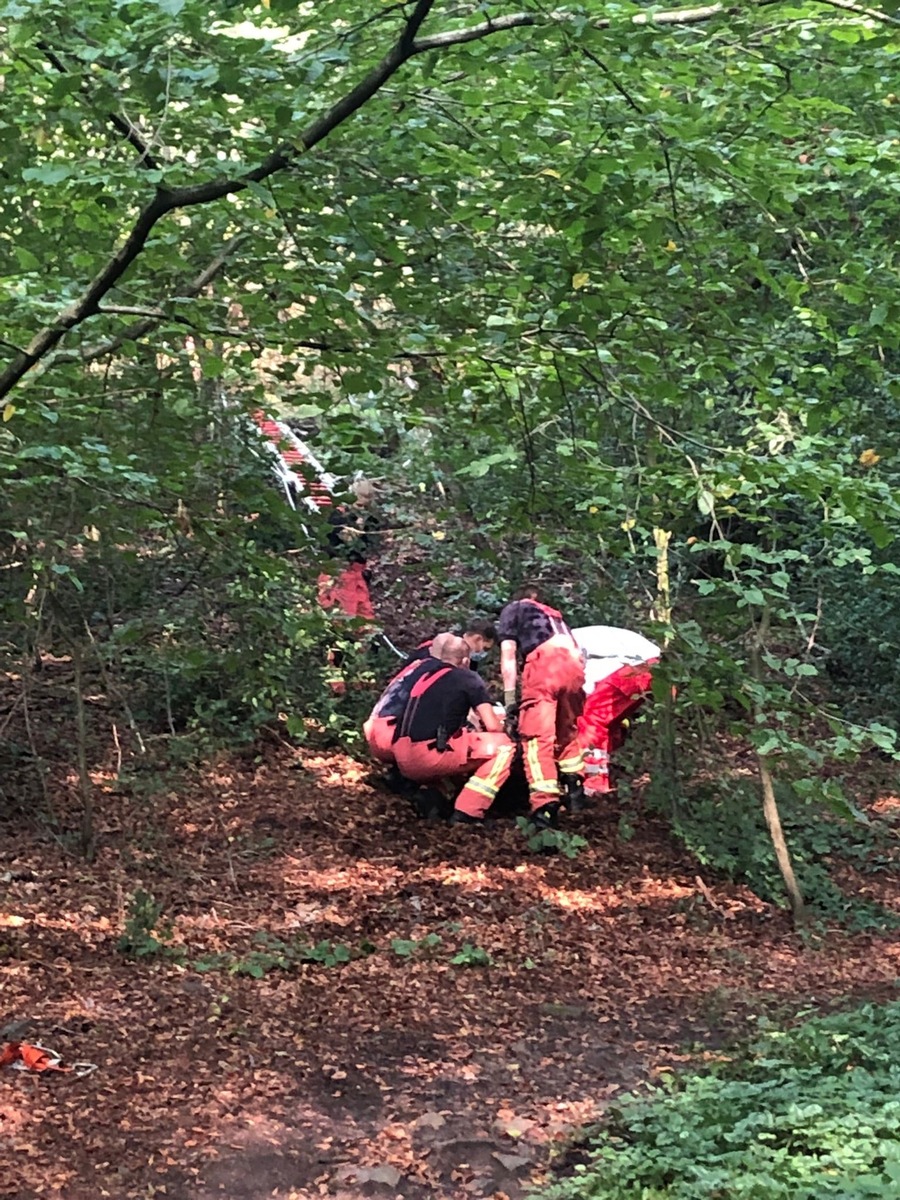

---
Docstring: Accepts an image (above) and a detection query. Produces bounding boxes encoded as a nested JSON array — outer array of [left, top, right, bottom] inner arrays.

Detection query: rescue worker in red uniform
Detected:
[[498, 587, 586, 825], [318, 479, 379, 693], [391, 635, 516, 824], [364, 655, 433, 765], [573, 626, 660, 795], [317, 479, 378, 622]]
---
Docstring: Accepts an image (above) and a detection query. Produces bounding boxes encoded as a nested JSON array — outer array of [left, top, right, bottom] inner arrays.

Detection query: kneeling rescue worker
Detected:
[[391, 634, 516, 824], [363, 654, 429, 765], [498, 586, 587, 825], [573, 624, 660, 796]]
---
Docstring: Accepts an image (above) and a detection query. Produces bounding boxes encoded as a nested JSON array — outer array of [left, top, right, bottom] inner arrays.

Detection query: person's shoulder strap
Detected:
[[528, 599, 573, 639], [409, 664, 451, 699], [394, 664, 453, 741]]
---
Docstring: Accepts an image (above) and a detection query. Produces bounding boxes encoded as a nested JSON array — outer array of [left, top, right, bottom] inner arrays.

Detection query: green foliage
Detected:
[[450, 942, 492, 968], [669, 781, 900, 929], [390, 933, 443, 958], [113, 544, 330, 739], [117, 889, 178, 958], [115, 916, 497, 976], [193, 934, 354, 977], [540, 1002, 900, 1200], [819, 564, 900, 725], [3, 0, 900, 877], [516, 817, 589, 860]]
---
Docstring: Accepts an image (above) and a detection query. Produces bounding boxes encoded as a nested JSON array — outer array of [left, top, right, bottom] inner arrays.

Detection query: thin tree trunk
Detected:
[[756, 749, 805, 924], [652, 528, 678, 812], [750, 606, 805, 925], [73, 647, 95, 861]]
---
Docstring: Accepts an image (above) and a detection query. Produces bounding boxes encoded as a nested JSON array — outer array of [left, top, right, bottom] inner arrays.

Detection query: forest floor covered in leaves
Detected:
[[2, 713, 900, 1200]]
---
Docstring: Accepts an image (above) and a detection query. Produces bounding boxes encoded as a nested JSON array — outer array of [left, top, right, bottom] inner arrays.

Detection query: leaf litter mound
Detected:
[[2, 733, 900, 1199]]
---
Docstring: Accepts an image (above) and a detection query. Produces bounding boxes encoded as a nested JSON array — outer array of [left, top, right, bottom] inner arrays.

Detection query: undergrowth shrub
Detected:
[[541, 1001, 900, 1200], [117, 888, 176, 958], [666, 780, 899, 930], [110, 541, 331, 739], [820, 566, 900, 727]]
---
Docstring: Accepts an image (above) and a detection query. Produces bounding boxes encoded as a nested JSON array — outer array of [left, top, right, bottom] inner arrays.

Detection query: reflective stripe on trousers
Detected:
[[393, 730, 516, 820], [518, 641, 585, 807]]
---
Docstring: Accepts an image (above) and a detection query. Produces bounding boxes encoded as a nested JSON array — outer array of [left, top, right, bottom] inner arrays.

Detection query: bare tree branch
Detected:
[[411, 10, 541, 51], [410, 4, 738, 50], [632, 2, 735, 24], [0, 4, 444, 399], [164, 0, 438, 208], [97, 305, 171, 318], [47, 234, 248, 368], [812, 0, 900, 22], [410, 0, 897, 49], [0, 192, 176, 396]]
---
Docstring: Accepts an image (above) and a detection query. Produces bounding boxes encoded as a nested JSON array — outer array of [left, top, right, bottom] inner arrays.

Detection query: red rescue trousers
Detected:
[[364, 715, 397, 764], [317, 562, 375, 621], [578, 662, 655, 752], [518, 641, 585, 807], [393, 730, 516, 820], [577, 661, 656, 794]]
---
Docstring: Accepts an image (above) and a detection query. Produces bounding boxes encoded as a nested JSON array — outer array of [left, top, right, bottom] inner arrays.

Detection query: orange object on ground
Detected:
[[393, 730, 516, 820], [0, 1042, 21, 1068], [317, 562, 374, 620], [517, 641, 585, 808], [0, 1042, 71, 1072]]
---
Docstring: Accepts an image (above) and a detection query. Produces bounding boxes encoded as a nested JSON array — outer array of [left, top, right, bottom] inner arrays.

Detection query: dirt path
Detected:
[[2, 745, 899, 1199]]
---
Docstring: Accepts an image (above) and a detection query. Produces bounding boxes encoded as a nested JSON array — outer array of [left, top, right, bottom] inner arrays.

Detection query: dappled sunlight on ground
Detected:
[[2, 737, 899, 1198], [280, 860, 405, 896], [535, 883, 623, 912], [873, 792, 900, 816]]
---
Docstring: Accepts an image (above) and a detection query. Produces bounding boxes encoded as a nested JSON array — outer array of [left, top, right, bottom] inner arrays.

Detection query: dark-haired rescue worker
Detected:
[[391, 634, 515, 823], [408, 618, 497, 670], [498, 587, 586, 825]]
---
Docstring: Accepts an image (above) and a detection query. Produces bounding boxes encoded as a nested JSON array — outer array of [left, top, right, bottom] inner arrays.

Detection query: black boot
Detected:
[[414, 787, 457, 820], [560, 772, 590, 813], [385, 764, 417, 796], [450, 809, 482, 826], [529, 800, 561, 831]]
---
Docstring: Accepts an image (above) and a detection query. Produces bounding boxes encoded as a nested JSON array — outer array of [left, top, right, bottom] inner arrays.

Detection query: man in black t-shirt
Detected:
[[392, 635, 515, 823], [364, 655, 436, 763]]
